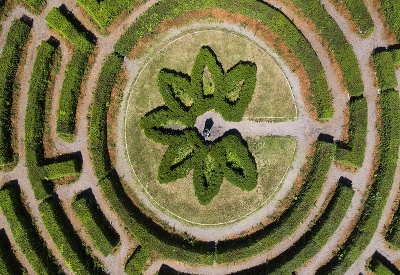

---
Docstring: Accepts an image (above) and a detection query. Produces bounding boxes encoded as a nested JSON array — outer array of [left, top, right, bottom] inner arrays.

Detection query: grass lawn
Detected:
[[130, 29, 296, 121]]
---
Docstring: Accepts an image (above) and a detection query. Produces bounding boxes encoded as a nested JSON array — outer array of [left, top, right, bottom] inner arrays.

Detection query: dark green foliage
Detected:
[[0, 183, 61, 274], [291, 0, 364, 97], [0, 19, 31, 166], [368, 253, 399, 275], [373, 50, 398, 91], [114, 0, 333, 120], [23, 0, 46, 11], [318, 89, 400, 274], [43, 158, 82, 180], [335, 96, 368, 168], [216, 141, 335, 263], [46, 7, 94, 53], [338, 0, 374, 36], [380, 0, 400, 41], [0, 229, 25, 275], [39, 196, 105, 274], [88, 52, 123, 178], [386, 200, 400, 249], [141, 47, 257, 204], [72, 190, 120, 256], [76, 0, 139, 29], [236, 183, 354, 274], [57, 50, 88, 141], [88, 53, 214, 265], [125, 246, 152, 275], [25, 41, 57, 200]]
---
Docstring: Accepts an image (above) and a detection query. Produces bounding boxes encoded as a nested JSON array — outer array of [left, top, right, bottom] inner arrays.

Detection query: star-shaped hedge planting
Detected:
[[140, 46, 258, 205]]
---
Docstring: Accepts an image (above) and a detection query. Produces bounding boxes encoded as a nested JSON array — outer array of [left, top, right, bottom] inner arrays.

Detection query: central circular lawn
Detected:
[[124, 29, 298, 225]]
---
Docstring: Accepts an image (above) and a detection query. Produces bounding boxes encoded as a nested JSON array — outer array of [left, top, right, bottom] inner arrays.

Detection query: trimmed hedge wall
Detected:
[[216, 140, 335, 263], [380, 0, 400, 41], [114, 0, 333, 120], [23, 0, 45, 11], [25, 40, 58, 200], [0, 183, 60, 274], [46, 7, 94, 53], [72, 190, 120, 256], [385, 198, 400, 249], [39, 196, 105, 274], [42, 158, 81, 180], [0, 19, 31, 166], [89, 53, 214, 265], [238, 183, 354, 273], [334, 0, 374, 36], [89, 52, 123, 178], [317, 89, 400, 274], [335, 96, 368, 168], [291, 0, 364, 97], [76, 0, 140, 29], [373, 50, 398, 91], [57, 50, 88, 141], [367, 253, 400, 274], [125, 246, 152, 275], [0, 229, 25, 275]]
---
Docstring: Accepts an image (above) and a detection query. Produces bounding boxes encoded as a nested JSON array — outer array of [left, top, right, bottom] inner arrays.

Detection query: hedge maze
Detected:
[[1, 0, 400, 274]]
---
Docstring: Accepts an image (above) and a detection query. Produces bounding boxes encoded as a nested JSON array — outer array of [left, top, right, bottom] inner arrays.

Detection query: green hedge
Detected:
[[39, 197, 105, 274], [0, 184, 60, 274], [317, 89, 400, 274], [373, 50, 398, 91], [25, 40, 57, 200], [125, 246, 152, 275], [57, 50, 88, 141], [88, 52, 123, 178], [335, 0, 374, 36], [367, 253, 399, 274], [335, 96, 368, 168], [0, 19, 31, 166], [114, 0, 333, 120], [76, 0, 140, 29], [240, 183, 354, 273], [386, 199, 400, 249], [216, 140, 335, 263], [42, 158, 81, 180], [0, 229, 25, 275], [23, 0, 45, 11], [72, 190, 119, 256], [291, 0, 364, 97], [88, 53, 214, 265], [379, 0, 400, 41], [46, 7, 94, 53]]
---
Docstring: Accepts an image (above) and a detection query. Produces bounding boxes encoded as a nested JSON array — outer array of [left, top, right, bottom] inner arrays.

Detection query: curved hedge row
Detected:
[[291, 0, 364, 97], [237, 182, 354, 273], [0, 19, 31, 166], [89, 52, 215, 265], [114, 0, 333, 120], [0, 229, 24, 275], [380, 0, 400, 41], [216, 140, 335, 263], [318, 89, 400, 274], [0, 183, 60, 274]]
